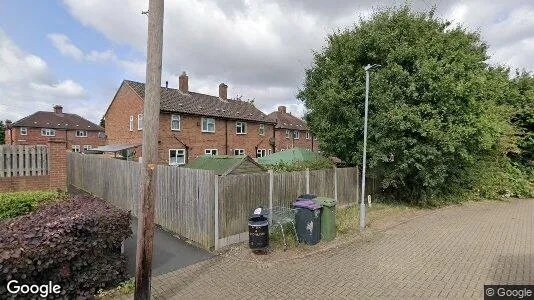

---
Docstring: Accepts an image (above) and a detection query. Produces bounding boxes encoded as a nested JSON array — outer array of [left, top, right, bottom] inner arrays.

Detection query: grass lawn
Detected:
[[268, 202, 429, 251]]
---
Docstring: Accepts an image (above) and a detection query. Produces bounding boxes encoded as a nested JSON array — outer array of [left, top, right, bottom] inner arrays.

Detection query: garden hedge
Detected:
[[0, 195, 132, 299]]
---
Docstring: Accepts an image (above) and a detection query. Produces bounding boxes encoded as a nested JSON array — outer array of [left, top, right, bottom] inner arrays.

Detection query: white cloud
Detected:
[[61, 0, 534, 117], [0, 29, 96, 123], [48, 32, 117, 63], [86, 49, 117, 62], [47, 33, 84, 60]]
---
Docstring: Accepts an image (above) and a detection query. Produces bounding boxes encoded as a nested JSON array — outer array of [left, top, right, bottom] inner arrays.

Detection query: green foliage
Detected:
[[0, 120, 4, 144], [96, 278, 135, 299], [507, 72, 534, 169], [0, 191, 63, 220], [298, 7, 525, 204], [0, 196, 132, 298], [99, 117, 106, 128], [264, 157, 333, 172]]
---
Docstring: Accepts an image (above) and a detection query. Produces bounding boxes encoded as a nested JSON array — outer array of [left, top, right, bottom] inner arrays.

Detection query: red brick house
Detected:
[[104, 72, 277, 165], [4, 105, 105, 151], [266, 106, 318, 152]]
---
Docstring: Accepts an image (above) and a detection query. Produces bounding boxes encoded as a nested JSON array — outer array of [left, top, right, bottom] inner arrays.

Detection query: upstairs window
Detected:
[[202, 118, 215, 132], [171, 114, 180, 131], [306, 132, 311, 140], [285, 130, 290, 139], [129, 116, 133, 131], [205, 149, 218, 155], [236, 121, 247, 134], [259, 124, 265, 136], [41, 129, 56, 136], [76, 130, 88, 137], [234, 149, 245, 155], [138, 114, 143, 130], [20, 127, 27, 135], [293, 131, 300, 139]]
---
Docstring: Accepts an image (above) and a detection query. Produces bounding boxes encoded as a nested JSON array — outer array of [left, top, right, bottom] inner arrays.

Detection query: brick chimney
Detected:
[[219, 83, 228, 100], [5, 120, 12, 128], [179, 71, 188, 92], [278, 106, 287, 114], [53, 105, 63, 115]]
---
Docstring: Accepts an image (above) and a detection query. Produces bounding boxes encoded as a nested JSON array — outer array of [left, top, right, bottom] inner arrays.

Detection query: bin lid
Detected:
[[293, 199, 321, 210], [313, 197, 336, 207]]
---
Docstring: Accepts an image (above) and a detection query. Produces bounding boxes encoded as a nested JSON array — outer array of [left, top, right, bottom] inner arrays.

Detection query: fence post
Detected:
[[306, 168, 310, 194], [356, 167, 360, 204], [334, 167, 338, 201], [269, 170, 273, 226], [214, 175, 219, 251]]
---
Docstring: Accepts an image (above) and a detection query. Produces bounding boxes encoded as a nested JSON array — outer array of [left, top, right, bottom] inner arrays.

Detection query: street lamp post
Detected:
[[359, 64, 380, 232]]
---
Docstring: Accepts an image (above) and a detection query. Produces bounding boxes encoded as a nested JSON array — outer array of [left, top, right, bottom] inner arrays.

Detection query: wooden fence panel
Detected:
[[218, 173, 269, 238], [272, 170, 307, 208], [309, 168, 335, 199], [336, 167, 359, 206], [0, 145, 49, 177], [155, 166, 215, 248]]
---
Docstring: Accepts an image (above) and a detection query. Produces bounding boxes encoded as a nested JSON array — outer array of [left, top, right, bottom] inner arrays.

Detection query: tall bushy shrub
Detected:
[[0, 196, 131, 298], [299, 7, 524, 204]]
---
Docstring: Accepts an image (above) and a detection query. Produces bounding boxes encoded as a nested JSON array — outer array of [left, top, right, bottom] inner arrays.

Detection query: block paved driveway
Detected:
[[149, 199, 533, 299]]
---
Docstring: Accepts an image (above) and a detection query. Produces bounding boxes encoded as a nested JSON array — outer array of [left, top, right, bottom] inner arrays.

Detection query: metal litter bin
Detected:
[[313, 197, 336, 241], [248, 208, 269, 251], [292, 200, 322, 245]]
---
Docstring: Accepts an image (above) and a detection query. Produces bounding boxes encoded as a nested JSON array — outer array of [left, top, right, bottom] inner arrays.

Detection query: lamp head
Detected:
[[364, 64, 381, 71]]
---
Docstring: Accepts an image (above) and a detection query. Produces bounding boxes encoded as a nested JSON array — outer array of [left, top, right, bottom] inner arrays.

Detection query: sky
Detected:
[[0, 0, 533, 124]]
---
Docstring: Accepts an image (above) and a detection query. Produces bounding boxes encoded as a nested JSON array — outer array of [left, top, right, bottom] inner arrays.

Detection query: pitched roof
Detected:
[[257, 147, 327, 165], [185, 155, 266, 175], [266, 110, 309, 130], [11, 111, 103, 131], [124, 80, 274, 123]]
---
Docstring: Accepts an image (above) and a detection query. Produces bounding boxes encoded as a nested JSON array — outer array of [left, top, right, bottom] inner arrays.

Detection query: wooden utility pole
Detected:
[[134, 0, 164, 299]]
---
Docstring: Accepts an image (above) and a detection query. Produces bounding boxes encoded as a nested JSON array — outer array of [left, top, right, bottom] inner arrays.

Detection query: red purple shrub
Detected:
[[0, 196, 131, 299]]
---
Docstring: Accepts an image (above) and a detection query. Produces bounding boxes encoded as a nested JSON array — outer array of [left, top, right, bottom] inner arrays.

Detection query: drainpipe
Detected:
[[311, 134, 314, 151], [225, 120, 228, 155], [272, 125, 276, 153]]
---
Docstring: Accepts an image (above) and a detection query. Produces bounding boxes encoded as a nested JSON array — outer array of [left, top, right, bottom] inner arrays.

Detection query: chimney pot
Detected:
[[179, 71, 188, 92], [219, 83, 228, 100], [278, 106, 287, 114], [165, 81, 168, 88], [53, 105, 63, 115]]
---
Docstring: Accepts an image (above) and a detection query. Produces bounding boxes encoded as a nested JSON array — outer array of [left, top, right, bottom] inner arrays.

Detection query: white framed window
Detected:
[[259, 124, 265, 136], [202, 118, 215, 133], [171, 114, 180, 131], [83, 145, 92, 151], [268, 149, 272, 155], [20, 127, 27, 135], [76, 130, 88, 137], [285, 130, 290, 139], [234, 149, 245, 155], [293, 131, 300, 139], [169, 149, 186, 166], [205, 149, 218, 155], [72, 145, 80, 153], [41, 128, 56, 136], [236, 121, 247, 134], [138, 114, 143, 130], [306, 132, 311, 140], [129, 116, 133, 131], [256, 149, 266, 158]]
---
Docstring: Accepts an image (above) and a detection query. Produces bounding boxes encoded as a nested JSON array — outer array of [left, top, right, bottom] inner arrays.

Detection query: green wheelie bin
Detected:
[[312, 197, 336, 241]]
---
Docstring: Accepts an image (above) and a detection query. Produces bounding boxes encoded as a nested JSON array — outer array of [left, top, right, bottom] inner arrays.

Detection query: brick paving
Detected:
[[147, 199, 533, 299]]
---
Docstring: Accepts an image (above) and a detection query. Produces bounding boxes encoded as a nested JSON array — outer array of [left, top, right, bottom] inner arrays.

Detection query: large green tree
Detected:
[[298, 8, 520, 204]]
